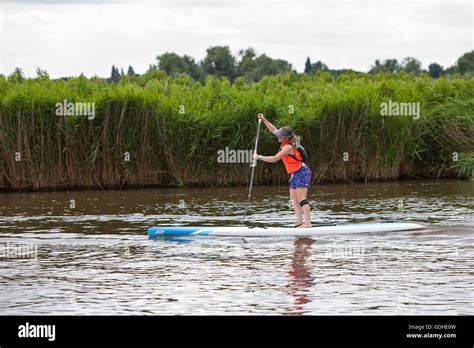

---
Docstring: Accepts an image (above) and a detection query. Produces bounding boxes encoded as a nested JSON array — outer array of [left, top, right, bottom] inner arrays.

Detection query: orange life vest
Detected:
[[280, 141, 303, 174]]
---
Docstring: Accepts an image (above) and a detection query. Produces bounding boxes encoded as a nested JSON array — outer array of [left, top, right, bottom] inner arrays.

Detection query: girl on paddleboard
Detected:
[[253, 114, 312, 228]]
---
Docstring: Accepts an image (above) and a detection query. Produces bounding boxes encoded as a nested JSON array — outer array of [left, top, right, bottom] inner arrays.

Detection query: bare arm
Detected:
[[258, 113, 277, 134], [254, 144, 293, 163]]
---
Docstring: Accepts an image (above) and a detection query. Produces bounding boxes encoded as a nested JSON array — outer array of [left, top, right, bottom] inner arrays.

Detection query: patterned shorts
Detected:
[[289, 165, 312, 189]]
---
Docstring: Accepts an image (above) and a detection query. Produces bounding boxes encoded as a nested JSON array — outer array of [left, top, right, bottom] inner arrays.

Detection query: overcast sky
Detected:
[[0, 0, 472, 78]]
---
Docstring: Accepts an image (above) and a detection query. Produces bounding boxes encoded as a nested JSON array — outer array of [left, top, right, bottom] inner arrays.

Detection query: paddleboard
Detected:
[[148, 221, 424, 237]]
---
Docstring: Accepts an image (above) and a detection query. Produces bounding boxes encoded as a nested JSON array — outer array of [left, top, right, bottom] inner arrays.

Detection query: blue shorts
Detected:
[[289, 165, 312, 189]]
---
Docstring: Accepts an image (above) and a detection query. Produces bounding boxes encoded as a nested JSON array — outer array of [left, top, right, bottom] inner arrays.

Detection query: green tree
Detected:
[[158, 53, 186, 76], [242, 54, 292, 82], [312, 60, 328, 72], [444, 65, 458, 75], [109, 65, 121, 84], [157, 53, 202, 81], [237, 48, 257, 79], [202, 46, 237, 81], [457, 51, 474, 75], [401, 57, 422, 75], [127, 65, 136, 76], [304, 57, 328, 74], [35, 67, 50, 80], [370, 59, 382, 74], [369, 59, 400, 74], [182, 55, 203, 81], [428, 63, 443, 78], [304, 57, 312, 74], [9, 67, 25, 82]]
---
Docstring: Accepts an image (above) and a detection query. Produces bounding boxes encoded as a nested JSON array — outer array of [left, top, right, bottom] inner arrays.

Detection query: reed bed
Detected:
[[0, 72, 473, 191]]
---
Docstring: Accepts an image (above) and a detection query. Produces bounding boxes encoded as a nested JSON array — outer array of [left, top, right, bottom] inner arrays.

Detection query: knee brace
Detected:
[[299, 199, 310, 207]]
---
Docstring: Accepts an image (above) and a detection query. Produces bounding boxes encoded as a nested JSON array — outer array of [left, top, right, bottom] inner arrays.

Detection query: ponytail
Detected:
[[291, 134, 301, 148]]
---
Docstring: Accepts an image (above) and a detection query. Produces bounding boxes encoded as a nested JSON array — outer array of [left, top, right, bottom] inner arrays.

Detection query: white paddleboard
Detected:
[[148, 221, 424, 237]]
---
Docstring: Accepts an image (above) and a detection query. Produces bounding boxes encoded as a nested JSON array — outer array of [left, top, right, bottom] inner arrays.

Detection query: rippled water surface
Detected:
[[1, 180, 473, 315]]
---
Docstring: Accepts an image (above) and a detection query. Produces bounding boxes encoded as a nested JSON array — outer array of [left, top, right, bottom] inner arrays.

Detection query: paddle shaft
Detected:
[[242, 118, 262, 223]]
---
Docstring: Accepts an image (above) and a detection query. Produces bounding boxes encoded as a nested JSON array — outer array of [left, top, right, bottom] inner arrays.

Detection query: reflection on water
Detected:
[[287, 238, 316, 315], [0, 180, 473, 315]]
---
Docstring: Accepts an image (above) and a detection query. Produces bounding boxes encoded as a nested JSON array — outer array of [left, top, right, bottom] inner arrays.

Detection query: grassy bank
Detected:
[[0, 72, 473, 191]]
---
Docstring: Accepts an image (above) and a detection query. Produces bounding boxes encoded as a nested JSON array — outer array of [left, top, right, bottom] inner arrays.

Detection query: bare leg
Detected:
[[295, 188, 311, 228], [290, 188, 303, 226]]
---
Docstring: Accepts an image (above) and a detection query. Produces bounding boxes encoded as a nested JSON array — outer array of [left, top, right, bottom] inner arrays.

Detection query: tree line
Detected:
[[107, 46, 474, 84]]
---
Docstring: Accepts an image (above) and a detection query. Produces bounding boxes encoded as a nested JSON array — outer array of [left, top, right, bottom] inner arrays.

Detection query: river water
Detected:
[[1, 180, 473, 315]]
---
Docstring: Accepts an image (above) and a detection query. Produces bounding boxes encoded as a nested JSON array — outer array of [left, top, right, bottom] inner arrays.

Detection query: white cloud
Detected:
[[0, 0, 472, 77]]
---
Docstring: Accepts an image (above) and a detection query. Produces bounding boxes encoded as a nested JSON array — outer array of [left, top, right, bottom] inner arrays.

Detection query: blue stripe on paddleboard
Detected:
[[148, 227, 214, 236]]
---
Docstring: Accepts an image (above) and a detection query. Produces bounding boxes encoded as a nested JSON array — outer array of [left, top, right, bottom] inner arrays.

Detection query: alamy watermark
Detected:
[[0, 242, 38, 259], [55, 99, 96, 120], [322, 243, 365, 259], [18, 322, 55, 341], [217, 147, 253, 164], [380, 100, 420, 120]]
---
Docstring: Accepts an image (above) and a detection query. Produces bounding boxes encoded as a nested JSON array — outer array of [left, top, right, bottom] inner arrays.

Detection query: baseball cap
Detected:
[[274, 127, 294, 139]]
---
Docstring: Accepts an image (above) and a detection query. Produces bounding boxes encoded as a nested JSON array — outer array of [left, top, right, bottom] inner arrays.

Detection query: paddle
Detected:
[[242, 116, 262, 223]]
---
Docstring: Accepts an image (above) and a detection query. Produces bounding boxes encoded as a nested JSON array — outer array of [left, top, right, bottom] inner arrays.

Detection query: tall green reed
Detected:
[[0, 72, 472, 191]]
